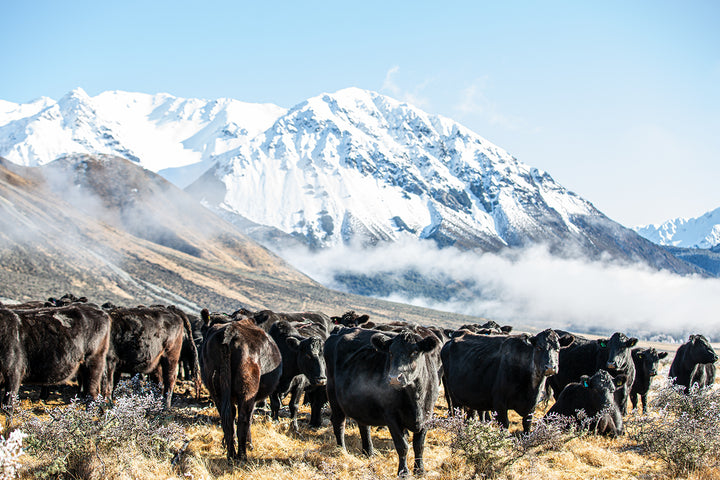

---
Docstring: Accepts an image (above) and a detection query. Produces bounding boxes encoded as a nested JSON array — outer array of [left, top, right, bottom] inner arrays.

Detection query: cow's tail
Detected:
[[170, 305, 202, 399]]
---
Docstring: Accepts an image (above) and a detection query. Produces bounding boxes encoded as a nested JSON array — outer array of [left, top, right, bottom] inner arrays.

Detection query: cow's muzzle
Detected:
[[544, 366, 557, 376], [313, 377, 327, 387], [388, 373, 406, 388]]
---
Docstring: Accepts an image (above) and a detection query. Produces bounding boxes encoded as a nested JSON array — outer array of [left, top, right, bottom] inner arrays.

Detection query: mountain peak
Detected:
[[634, 206, 720, 249]]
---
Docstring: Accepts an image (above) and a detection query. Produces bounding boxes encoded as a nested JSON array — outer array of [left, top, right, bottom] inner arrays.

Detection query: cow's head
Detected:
[[528, 329, 573, 377], [599, 332, 637, 372], [332, 311, 369, 327], [371, 330, 439, 389], [582, 370, 626, 411], [632, 348, 668, 377], [687, 334, 718, 364], [287, 335, 327, 386]]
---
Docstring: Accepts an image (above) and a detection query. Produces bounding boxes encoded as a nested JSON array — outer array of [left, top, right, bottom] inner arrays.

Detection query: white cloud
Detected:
[[280, 240, 720, 341], [454, 77, 537, 133], [380, 66, 431, 109]]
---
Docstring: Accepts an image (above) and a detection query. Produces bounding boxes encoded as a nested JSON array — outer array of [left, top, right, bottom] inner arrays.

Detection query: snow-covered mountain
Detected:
[[634, 207, 720, 249], [0, 88, 286, 187], [187, 88, 697, 274], [0, 87, 702, 274]]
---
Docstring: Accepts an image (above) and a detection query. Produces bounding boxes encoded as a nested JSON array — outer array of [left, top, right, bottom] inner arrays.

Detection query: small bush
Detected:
[[515, 413, 578, 452], [628, 380, 720, 476], [0, 430, 26, 480], [428, 410, 518, 479], [19, 376, 187, 479]]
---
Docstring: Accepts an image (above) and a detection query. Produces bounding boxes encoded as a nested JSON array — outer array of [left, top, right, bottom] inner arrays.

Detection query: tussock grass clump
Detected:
[[17, 376, 187, 479], [628, 380, 720, 476]]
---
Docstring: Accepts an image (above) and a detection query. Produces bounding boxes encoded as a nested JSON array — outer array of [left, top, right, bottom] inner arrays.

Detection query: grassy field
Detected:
[[9, 358, 720, 480]]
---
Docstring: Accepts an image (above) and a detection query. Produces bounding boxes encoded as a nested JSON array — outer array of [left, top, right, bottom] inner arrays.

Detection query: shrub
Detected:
[[628, 380, 720, 476], [515, 413, 579, 452], [428, 410, 518, 479], [19, 376, 187, 479], [0, 430, 26, 480]]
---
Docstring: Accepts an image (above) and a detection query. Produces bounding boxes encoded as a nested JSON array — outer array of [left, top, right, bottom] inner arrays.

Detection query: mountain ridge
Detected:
[[0, 87, 704, 276]]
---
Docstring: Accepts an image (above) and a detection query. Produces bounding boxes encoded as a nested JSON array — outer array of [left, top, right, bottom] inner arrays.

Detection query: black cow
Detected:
[[442, 329, 572, 432], [630, 347, 668, 413], [200, 314, 282, 461], [331, 310, 369, 327], [456, 320, 513, 336], [325, 327, 440, 476], [245, 309, 333, 335], [546, 369, 626, 436], [268, 321, 326, 430], [669, 334, 718, 392], [0, 303, 111, 403], [47, 293, 88, 307], [548, 331, 637, 415], [104, 305, 200, 408]]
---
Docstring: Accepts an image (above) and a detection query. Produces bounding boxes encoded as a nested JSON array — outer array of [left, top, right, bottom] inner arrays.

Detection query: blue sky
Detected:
[[2, 0, 718, 226]]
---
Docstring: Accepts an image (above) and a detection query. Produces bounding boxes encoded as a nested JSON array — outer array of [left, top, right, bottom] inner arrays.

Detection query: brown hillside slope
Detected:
[[0, 155, 482, 326]]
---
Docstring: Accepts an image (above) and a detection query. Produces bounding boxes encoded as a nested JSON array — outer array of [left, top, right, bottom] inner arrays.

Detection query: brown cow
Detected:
[[104, 304, 199, 408], [0, 303, 111, 403], [200, 310, 282, 461]]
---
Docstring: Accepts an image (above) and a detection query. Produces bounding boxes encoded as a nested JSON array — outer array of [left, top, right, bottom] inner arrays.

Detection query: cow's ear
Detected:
[[201, 308, 210, 326], [331, 316, 341, 325], [659, 352, 668, 359], [614, 374, 628, 388], [371, 333, 392, 352], [597, 339, 608, 348], [581, 375, 590, 388], [559, 334, 574, 348], [358, 315, 370, 324], [626, 337, 638, 348], [444, 328, 455, 338], [417, 335, 439, 353], [500, 325, 513, 334], [286, 337, 302, 351]]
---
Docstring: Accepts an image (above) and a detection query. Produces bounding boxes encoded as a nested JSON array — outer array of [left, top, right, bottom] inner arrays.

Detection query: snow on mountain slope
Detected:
[[634, 206, 720, 249], [0, 88, 286, 187], [191, 88, 638, 256]]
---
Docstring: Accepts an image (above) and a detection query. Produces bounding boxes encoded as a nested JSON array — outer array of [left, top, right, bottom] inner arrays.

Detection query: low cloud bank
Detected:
[[279, 241, 720, 341]]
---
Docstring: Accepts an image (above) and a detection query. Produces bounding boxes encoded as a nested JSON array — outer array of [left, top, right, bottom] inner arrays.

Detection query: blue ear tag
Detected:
[[582, 380, 589, 388]]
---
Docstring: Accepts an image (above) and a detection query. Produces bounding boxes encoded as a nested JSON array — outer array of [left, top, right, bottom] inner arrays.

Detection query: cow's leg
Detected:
[[160, 353, 180, 409], [442, 375, 453, 412], [308, 387, 326, 428], [237, 400, 254, 461], [84, 349, 107, 400], [640, 393, 648, 414], [386, 418, 410, 477], [495, 408, 510, 429], [269, 391, 281, 421], [522, 412, 533, 433], [220, 396, 237, 460], [358, 424, 374, 456], [412, 429, 427, 475], [327, 388, 346, 450], [288, 384, 302, 431], [630, 391, 638, 413]]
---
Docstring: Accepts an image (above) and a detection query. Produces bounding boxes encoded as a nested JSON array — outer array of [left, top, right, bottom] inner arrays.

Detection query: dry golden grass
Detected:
[[11, 367, 720, 480]]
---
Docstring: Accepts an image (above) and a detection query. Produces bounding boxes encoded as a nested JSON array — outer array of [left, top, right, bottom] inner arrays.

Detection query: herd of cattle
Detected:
[[0, 295, 717, 476]]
